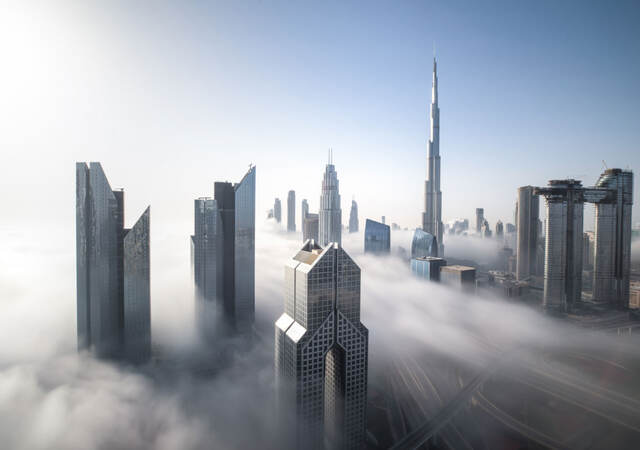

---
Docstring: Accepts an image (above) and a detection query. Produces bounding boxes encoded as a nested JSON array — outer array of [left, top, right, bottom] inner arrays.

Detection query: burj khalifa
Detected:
[[422, 57, 444, 257]]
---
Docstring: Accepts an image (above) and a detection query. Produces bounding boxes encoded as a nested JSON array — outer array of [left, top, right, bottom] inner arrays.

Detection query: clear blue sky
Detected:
[[1, 0, 638, 230]]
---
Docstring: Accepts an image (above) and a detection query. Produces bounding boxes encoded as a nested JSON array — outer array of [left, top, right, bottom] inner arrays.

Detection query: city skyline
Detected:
[[2, 2, 640, 449], [3, 2, 639, 237]]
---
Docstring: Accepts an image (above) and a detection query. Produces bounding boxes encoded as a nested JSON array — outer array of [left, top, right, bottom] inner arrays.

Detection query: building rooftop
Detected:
[[441, 265, 475, 272]]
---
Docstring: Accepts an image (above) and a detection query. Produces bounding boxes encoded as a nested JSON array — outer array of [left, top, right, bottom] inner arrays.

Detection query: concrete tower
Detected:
[[275, 241, 368, 449], [535, 180, 585, 312], [274, 198, 282, 223], [422, 58, 444, 257], [591, 169, 634, 307], [319, 151, 342, 246]]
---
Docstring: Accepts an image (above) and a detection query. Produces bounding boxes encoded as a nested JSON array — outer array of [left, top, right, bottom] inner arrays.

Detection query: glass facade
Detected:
[[234, 165, 256, 332], [411, 228, 438, 259], [411, 257, 446, 281], [275, 242, 368, 449], [193, 166, 255, 334], [123, 207, 151, 362], [76, 162, 150, 362], [364, 219, 390, 254]]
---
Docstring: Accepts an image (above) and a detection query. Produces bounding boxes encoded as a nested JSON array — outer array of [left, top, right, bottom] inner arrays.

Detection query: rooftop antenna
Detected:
[[602, 160, 608, 170]]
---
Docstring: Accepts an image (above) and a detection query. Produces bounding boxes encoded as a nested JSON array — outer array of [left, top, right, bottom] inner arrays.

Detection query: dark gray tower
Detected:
[[76, 162, 150, 362], [516, 186, 540, 280], [275, 241, 368, 449], [287, 190, 296, 232]]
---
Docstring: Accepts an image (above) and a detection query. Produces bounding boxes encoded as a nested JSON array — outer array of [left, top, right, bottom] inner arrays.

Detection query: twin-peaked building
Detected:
[[275, 240, 368, 449], [76, 162, 150, 362], [192, 166, 256, 335]]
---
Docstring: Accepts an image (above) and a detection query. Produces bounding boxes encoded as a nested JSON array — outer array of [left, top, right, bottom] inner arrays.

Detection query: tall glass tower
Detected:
[[192, 165, 255, 333], [422, 57, 444, 257], [364, 219, 390, 254], [275, 241, 368, 449], [319, 151, 342, 246], [76, 162, 150, 362]]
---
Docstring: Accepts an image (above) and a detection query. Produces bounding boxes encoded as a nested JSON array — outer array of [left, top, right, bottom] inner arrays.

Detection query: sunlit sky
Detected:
[[1, 1, 638, 235]]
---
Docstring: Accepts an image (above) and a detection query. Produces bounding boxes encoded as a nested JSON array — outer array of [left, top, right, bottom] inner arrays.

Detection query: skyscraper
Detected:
[[475, 208, 484, 233], [516, 186, 540, 281], [349, 199, 359, 233], [193, 197, 221, 339], [274, 198, 282, 223], [411, 228, 438, 259], [193, 166, 255, 333], [76, 162, 150, 362], [495, 220, 504, 238], [364, 219, 390, 254], [535, 180, 585, 312], [288, 190, 296, 232], [301, 198, 309, 229], [275, 241, 368, 449], [303, 213, 319, 242], [591, 169, 633, 307], [423, 58, 444, 257], [319, 151, 342, 246]]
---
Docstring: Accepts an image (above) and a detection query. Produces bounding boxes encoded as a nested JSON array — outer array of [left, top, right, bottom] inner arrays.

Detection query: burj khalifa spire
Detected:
[[422, 57, 444, 257]]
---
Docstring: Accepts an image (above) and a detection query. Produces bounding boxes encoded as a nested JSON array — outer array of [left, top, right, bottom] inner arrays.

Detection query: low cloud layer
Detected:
[[0, 221, 638, 449]]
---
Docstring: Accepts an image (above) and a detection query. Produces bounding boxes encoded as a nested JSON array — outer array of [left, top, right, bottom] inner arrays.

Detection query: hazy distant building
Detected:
[[193, 166, 256, 333], [364, 219, 390, 254], [411, 257, 446, 281], [498, 246, 513, 272], [506, 223, 516, 234], [287, 190, 296, 232], [76, 162, 150, 362], [591, 169, 633, 307], [275, 241, 368, 449], [319, 152, 342, 246], [535, 180, 584, 312], [516, 186, 540, 281], [447, 218, 469, 235], [411, 229, 438, 258], [441, 265, 476, 292], [349, 200, 359, 233], [495, 220, 504, 238], [274, 198, 282, 223], [303, 213, 319, 242], [583, 231, 595, 269], [422, 57, 445, 257], [475, 208, 484, 233], [301, 199, 309, 228], [381, 216, 386, 225], [481, 219, 492, 238]]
